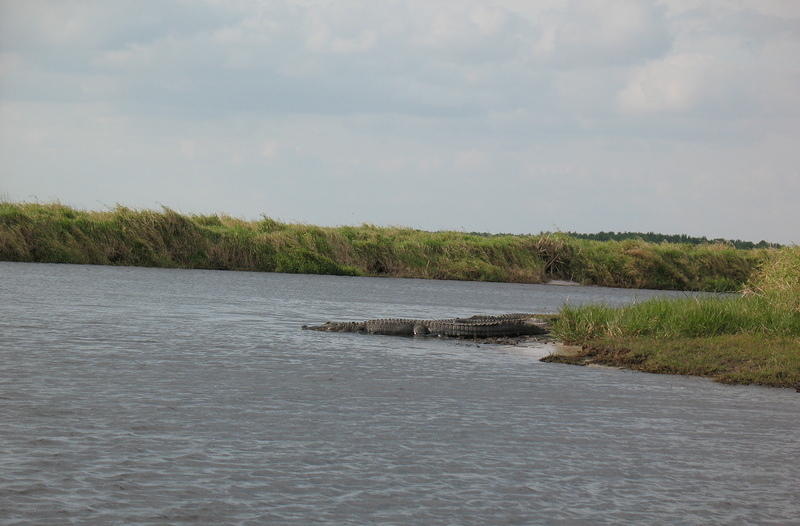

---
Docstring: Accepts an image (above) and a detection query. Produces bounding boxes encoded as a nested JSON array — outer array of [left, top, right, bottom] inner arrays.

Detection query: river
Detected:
[[1, 262, 798, 525]]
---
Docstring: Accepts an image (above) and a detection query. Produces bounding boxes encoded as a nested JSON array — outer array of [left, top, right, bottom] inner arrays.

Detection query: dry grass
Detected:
[[744, 245, 800, 312]]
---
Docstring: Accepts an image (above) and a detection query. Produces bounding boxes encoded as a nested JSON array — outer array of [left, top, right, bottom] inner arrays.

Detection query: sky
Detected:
[[1, 0, 798, 243]]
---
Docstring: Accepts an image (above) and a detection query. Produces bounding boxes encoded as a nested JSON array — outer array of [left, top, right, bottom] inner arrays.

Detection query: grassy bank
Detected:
[[547, 247, 800, 388], [0, 202, 769, 291]]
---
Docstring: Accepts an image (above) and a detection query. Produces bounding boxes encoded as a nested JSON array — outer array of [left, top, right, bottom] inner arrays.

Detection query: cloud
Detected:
[[1, 0, 799, 243], [531, 0, 671, 66], [0, 51, 23, 77], [261, 140, 279, 159], [0, 0, 697, 124], [617, 53, 714, 113], [1, 1, 665, 119], [615, 3, 800, 126]]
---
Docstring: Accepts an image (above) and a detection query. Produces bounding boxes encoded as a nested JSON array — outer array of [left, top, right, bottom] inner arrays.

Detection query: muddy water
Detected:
[[1, 262, 798, 525]]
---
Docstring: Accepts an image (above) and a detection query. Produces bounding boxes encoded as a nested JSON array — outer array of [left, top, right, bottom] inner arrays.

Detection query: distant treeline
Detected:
[[562, 231, 781, 250], [0, 202, 779, 292]]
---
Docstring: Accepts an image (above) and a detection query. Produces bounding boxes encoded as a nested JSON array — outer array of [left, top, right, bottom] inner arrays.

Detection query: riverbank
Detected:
[[0, 202, 767, 291], [542, 335, 800, 388], [543, 246, 800, 389]]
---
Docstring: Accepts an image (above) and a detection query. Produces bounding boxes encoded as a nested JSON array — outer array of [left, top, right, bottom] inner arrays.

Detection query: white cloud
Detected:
[[659, 0, 800, 19], [453, 149, 490, 171], [0, 52, 23, 77], [261, 140, 279, 159], [617, 53, 713, 113], [179, 139, 196, 160], [531, 0, 671, 66]]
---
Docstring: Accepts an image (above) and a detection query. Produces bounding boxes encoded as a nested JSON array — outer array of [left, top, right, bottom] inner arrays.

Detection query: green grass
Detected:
[[548, 246, 800, 387], [0, 201, 770, 290], [553, 295, 800, 342]]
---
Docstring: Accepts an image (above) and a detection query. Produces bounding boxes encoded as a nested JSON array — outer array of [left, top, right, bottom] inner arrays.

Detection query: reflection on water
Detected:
[[1, 262, 798, 525]]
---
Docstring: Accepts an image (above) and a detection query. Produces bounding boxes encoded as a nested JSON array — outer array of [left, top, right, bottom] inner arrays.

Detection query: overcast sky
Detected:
[[1, 1, 798, 243]]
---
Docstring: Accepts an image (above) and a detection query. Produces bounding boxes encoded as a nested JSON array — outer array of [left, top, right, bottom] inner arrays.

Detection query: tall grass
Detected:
[[0, 202, 769, 290], [548, 247, 799, 387], [744, 245, 800, 312], [554, 295, 800, 342], [553, 246, 800, 342]]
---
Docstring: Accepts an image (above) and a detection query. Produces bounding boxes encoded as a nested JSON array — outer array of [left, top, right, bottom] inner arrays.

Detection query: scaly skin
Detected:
[[302, 314, 549, 338]]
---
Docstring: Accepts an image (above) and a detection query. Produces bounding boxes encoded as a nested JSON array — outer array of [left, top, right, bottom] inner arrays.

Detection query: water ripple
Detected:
[[1, 262, 798, 525]]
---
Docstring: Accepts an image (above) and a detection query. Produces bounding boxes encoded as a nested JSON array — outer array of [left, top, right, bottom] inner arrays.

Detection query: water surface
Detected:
[[1, 262, 798, 525]]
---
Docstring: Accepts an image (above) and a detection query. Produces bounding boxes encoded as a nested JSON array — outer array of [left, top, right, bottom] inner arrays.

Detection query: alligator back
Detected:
[[303, 313, 549, 338]]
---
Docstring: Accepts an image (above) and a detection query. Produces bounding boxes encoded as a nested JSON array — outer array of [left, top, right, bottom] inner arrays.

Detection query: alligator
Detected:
[[302, 313, 550, 338]]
